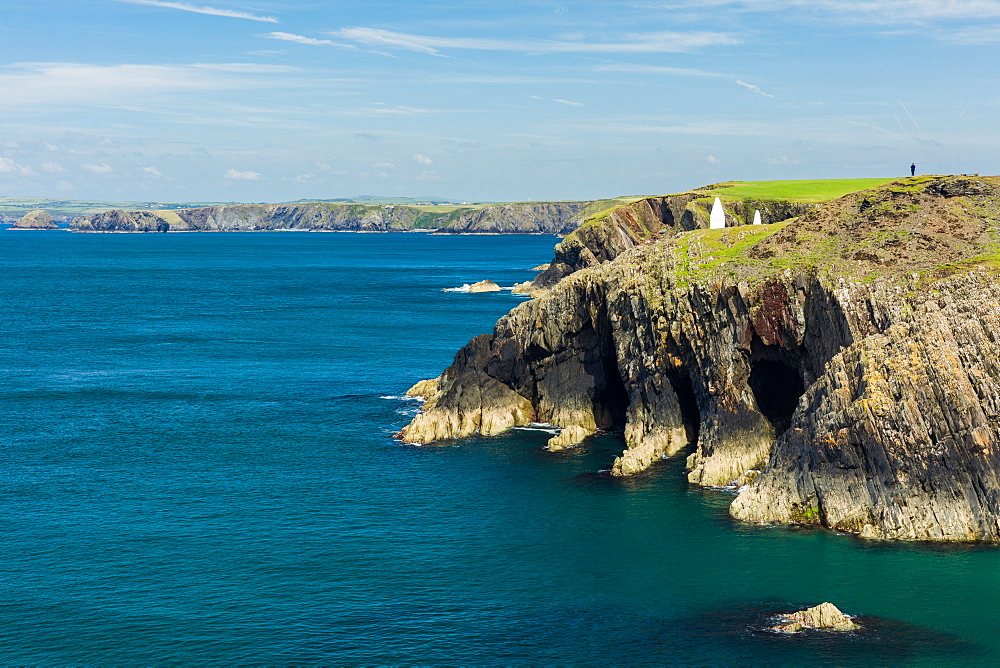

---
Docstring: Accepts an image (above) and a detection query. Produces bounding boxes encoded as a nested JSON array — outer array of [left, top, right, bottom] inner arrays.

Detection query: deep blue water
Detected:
[[2, 231, 999, 664]]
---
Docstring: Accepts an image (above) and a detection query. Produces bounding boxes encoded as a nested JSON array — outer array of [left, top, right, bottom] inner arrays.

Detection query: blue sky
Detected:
[[1, 0, 998, 202]]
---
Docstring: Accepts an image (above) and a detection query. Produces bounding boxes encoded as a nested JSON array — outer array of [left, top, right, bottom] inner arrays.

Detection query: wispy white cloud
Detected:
[[736, 79, 776, 98], [643, 0, 1000, 22], [568, 117, 777, 136], [141, 166, 165, 177], [118, 0, 278, 23], [263, 32, 358, 49], [553, 98, 585, 107], [413, 154, 433, 166], [765, 155, 802, 165], [899, 100, 922, 131], [592, 63, 727, 77], [937, 24, 1000, 41], [809, 0, 1000, 19], [0, 62, 297, 107], [346, 104, 474, 117], [433, 74, 598, 85], [829, 116, 896, 135], [334, 28, 509, 55], [225, 168, 261, 180], [0, 157, 35, 175], [83, 163, 113, 174], [334, 27, 740, 56], [192, 63, 298, 73], [41, 162, 65, 173]]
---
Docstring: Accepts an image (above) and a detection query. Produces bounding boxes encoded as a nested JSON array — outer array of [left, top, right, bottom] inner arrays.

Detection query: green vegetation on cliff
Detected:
[[671, 176, 1000, 286], [693, 178, 898, 203]]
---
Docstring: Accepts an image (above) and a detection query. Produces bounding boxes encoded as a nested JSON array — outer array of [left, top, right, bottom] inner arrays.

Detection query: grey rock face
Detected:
[[442, 202, 590, 233]]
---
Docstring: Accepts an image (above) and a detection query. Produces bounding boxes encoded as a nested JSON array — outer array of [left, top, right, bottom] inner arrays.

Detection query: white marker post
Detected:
[[710, 197, 725, 229], [753, 209, 762, 225]]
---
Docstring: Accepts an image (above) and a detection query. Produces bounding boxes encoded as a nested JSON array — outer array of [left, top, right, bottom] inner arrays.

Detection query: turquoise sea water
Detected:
[[2, 231, 999, 664]]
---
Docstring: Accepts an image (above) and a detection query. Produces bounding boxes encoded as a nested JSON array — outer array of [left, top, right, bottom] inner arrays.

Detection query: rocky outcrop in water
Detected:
[[400, 176, 1000, 542], [467, 280, 503, 293], [769, 602, 860, 633], [11, 209, 58, 230]]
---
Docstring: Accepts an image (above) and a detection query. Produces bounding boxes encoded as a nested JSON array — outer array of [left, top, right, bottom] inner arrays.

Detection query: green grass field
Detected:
[[691, 178, 899, 203]]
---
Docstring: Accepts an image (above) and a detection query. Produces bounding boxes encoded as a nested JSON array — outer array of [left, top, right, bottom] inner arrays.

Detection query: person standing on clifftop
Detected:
[[911, 163, 916, 176]]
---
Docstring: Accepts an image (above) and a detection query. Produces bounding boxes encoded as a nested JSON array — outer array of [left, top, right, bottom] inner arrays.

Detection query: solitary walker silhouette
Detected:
[[911, 162, 916, 176]]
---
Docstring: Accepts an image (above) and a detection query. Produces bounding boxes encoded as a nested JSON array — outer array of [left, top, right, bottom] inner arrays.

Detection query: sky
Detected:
[[1, 0, 999, 203]]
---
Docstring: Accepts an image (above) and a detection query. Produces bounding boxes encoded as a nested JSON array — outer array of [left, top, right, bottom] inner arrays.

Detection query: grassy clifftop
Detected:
[[691, 178, 898, 203], [616, 175, 1000, 290]]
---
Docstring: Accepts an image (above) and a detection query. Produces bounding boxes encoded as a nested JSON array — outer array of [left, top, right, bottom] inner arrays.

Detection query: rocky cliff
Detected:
[[73, 202, 438, 232], [71, 198, 632, 234], [400, 175, 1000, 542], [524, 192, 813, 291]]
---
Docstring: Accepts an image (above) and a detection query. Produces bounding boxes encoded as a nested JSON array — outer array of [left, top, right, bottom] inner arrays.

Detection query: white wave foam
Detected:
[[513, 422, 561, 434], [443, 284, 517, 293]]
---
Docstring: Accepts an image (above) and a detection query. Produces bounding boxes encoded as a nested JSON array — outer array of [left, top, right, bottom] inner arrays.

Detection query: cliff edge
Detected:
[[400, 175, 1000, 542]]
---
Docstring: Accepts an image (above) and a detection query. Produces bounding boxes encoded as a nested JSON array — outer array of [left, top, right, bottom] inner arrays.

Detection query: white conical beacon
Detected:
[[710, 197, 725, 229]]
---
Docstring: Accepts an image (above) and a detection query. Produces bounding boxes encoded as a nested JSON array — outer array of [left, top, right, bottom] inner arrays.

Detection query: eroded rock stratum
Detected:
[[400, 176, 1000, 542]]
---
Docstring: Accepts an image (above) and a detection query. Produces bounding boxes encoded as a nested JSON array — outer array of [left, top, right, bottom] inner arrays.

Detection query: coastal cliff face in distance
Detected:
[[71, 198, 639, 234], [401, 175, 1000, 542]]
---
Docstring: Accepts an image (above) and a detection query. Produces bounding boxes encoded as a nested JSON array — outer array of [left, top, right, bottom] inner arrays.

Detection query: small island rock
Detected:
[[467, 279, 503, 293], [11, 209, 57, 230], [771, 602, 860, 633]]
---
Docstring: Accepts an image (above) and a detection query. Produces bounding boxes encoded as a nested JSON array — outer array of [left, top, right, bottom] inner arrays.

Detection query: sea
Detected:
[[2, 230, 998, 665]]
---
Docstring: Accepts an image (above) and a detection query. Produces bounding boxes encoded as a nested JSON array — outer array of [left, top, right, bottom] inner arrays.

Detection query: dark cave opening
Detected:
[[668, 369, 701, 447], [597, 354, 631, 428], [748, 359, 805, 435]]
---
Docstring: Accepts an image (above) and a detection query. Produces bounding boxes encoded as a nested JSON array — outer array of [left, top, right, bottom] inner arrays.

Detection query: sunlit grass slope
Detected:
[[693, 178, 898, 203]]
